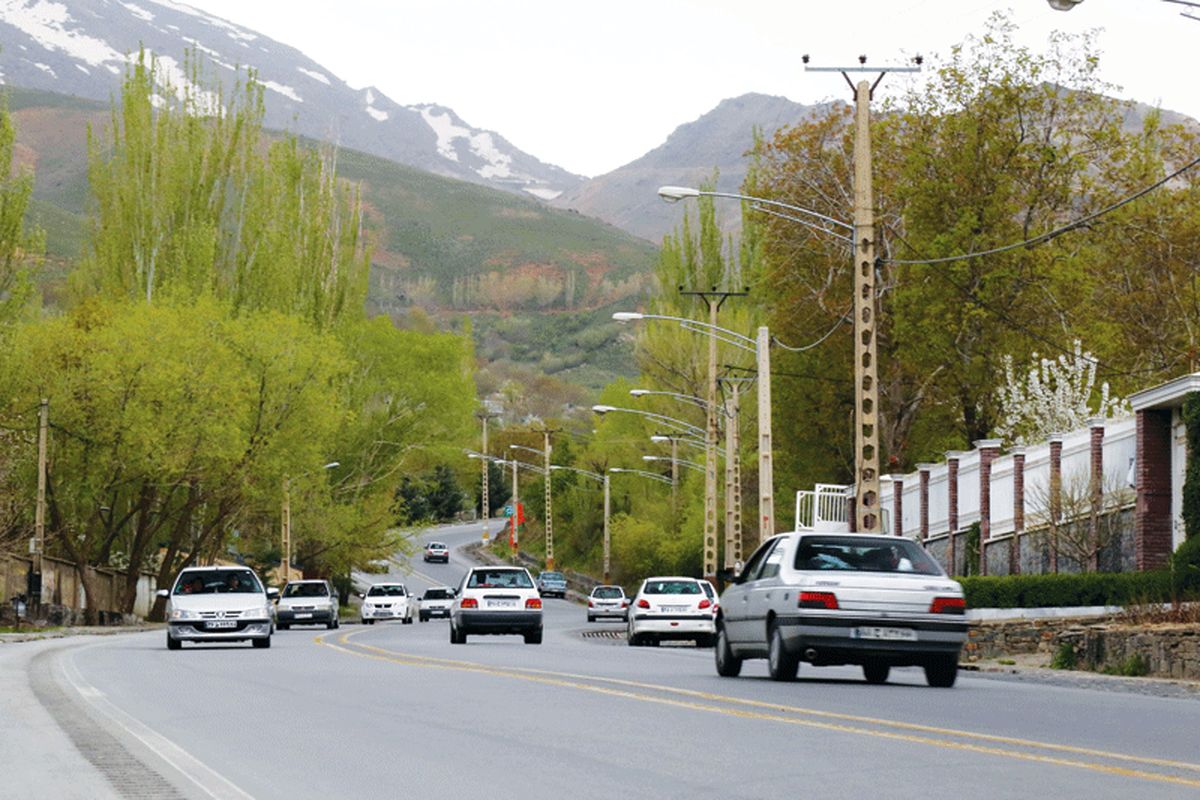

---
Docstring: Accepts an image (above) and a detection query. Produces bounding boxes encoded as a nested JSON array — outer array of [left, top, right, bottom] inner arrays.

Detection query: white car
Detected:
[[158, 566, 277, 650], [626, 576, 716, 647], [276, 579, 340, 629], [450, 566, 542, 644], [586, 585, 628, 622], [418, 586, 455, 621], [360, 582, 414, 624], [714, 532, 967, 686]]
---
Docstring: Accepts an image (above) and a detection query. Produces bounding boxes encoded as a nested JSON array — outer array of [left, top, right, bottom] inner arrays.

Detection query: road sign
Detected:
[[504, 504, 515, 517]]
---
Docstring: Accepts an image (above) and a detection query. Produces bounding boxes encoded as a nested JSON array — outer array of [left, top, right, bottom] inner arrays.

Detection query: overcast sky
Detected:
[[180, 0, 1196, 178]]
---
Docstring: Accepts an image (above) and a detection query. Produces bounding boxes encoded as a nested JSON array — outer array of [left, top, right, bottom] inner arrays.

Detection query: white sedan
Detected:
[[626, 576, 715, 647], [360, 583, 415, 624]]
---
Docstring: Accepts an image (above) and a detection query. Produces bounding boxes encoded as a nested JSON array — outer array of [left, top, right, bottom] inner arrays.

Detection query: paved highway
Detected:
[[4, 520, 1200, 799]]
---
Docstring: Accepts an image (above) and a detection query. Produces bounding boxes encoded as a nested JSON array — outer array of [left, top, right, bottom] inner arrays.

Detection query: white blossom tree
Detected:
[[995, 341, 1130, 446]]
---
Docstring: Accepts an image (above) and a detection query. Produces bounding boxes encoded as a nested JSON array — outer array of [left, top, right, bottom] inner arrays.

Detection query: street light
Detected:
[[591, 405, 704, 437], [609, 467, 673, 484], [281, 461, 340, 584], [642, 454, 704, 472]]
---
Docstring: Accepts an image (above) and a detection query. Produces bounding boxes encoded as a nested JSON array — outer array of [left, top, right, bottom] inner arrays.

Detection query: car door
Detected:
[[745, 538, 789, 646], [723, 538, 779, 645]]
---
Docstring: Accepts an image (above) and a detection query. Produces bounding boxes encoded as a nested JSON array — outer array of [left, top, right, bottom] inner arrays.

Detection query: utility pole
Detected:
[[756, 326, 774, 543], [804, 55, 920, 533], [32, 398, 48, 612], [681, 288, 746, 583], [510, 458, 520, 556], [280, 477, 291, 583], [603, 472, 611, 584], [477, 412, 498, 542], [541, 430, 556, 570]]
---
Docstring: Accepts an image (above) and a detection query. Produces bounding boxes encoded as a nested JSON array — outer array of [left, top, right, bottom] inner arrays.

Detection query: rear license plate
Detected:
[[295, 613, 312, 619], [854, 626, 917, 641], [206, 620, 237, 629], [663, 605, 689, 613], [489, 599, 518, 609]]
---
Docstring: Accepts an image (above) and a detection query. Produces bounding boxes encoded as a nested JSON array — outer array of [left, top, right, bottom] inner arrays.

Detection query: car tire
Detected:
[[166, 633, 181, 651], [450, 624, 466, 644], [403, 615, 413, 625], [524, 628, 543, 645], [626, 623, 641, 647], [767, 623, 799, 682], [924, 656, 958, 688], [278, 624, 290, 631], [252, 636, 271, 649], [863, 660, 890, 684], [587, 614, 595, 623], [714, 624, 742, 677], [326, 617, 337, 630]]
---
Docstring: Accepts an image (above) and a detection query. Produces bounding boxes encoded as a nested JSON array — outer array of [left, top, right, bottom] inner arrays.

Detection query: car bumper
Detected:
[[589, 606, 628, 619], [777, 613, 967, 665], [539, 586, 567, 597], [362, 607, 408, 620], [277, 608, 335, 624], [423, 554, 449, 562], [420, 606, 451, 617], [455, 610, 542, 633], [632, 615, 715, 636], [168, 620, 272, 640]]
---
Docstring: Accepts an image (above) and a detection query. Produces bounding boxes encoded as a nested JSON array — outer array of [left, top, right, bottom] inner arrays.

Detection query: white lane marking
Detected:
[[62, 640, 255, 800]]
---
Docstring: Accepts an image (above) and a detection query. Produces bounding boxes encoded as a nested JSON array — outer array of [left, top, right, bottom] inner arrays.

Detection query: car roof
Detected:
[[371, 582, 405, 587], [640, 576, 699, 582], [178, 565, 255, 573], [285, 578, 327, 584]]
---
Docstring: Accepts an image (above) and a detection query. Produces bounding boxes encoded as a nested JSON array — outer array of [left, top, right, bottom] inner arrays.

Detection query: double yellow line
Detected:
[[317, 628, 1200, 789]]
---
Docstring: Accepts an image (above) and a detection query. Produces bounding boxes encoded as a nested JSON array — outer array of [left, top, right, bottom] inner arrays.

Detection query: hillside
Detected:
[[7, 87, 656, 394]]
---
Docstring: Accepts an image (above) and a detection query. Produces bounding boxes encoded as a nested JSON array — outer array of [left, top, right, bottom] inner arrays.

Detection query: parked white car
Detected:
[[159, 566, 277, 650], [450, 566, 542, 644], [276, 579, 340, 630], [627, 577, 715, 647], [714, 532, 967, 687], [360, 582, 414, 624]]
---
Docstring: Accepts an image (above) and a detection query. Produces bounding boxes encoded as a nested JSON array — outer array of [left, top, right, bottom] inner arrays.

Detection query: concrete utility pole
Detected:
[[542, 430, 556, 570], [280, 477, 292, 583], [603, 472, 611, 583], [32, 398, 48, 611], [680, 288, 746, 582], [804, 55, 920, 533], [726, 384, 744, 568], [756, 326, 774, 542], [477, 412, 498, 542]]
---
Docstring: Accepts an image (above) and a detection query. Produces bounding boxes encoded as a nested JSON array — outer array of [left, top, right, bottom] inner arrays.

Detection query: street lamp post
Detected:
[[281, 461, 339, 583]]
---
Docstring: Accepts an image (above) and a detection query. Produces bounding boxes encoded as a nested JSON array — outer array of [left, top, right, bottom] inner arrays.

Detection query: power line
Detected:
[[772, 308, 852, 352]]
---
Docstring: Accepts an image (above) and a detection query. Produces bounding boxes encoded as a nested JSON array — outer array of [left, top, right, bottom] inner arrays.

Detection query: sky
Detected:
[[180, 0, 1198, 178]]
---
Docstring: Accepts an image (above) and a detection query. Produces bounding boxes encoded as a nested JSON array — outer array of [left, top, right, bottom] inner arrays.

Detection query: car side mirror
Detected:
[[266, 587, 280, 599], [717, 567, 744, 585], [156, 589, 169, 599], [354, 592, 364, 599]]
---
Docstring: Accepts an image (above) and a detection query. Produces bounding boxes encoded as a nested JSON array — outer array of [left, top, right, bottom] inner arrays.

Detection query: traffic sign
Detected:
[[504, 504, 514, 517]]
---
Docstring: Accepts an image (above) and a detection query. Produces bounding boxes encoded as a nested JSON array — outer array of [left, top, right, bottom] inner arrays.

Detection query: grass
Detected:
[[0, 625, 62, 634], [1102, 654, 1151, 677], [1050, 642, 1077, 670]]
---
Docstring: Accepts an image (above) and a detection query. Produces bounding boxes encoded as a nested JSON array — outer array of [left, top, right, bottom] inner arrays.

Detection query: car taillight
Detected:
[[798, 591, 839, 610], [637, 598, 650, 609], [930, 596, 965, 614], [588, 599, 594, 607], [526, 598, 542, 609], [460, 597, 478, 609], [698, 598, 712, 610]]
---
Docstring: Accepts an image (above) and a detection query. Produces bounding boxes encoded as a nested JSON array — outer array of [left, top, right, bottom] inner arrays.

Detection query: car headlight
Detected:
[[362, 604, 373, 611], [245, 606, 271, 619], [169, 608, 197, 621]]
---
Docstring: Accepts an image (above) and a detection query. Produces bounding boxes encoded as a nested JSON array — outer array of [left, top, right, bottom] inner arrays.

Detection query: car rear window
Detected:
[[593, 586, 623, 599], [423, 588, 451, 599], [428, 543, 447, 549], [541, 572, 564, 581], [468, 570, 534, 589], [794, 536, 943, 575], [643, 580, 701, 595], [283, 582, 329, 597], [368, 585, 407, 597], [174, 569, 262, 595]]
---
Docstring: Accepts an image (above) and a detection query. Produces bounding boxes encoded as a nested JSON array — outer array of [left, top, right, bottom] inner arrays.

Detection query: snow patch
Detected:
[[524, 187, 562, 201], [120, 2, 155, 21], [366, 106, 388, 122], [181, 36, 222, 60], [297, 67, 330, 85], [151, 53, 221, 114], [419, 105, 517, 178], [262, 80, 302, 103], [0, 0, 125, 67], [32, 61, 57, 77], [75, 63, 90, 74]]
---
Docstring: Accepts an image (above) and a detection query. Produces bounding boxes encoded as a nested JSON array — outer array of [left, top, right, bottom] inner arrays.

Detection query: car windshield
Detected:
[[173, 569, 261, 595], [283, 582, 329, 597], [468, 570, 534, 589], [643, 580, 701, 595], [367, 585, 406, 597], [593, 586, 623, 599], [700, 582, 715, 599], [541, 572, 564, 581], [793, 536, 944, 575], [423, 588, 451, 599], [428, 543, 446, 549]]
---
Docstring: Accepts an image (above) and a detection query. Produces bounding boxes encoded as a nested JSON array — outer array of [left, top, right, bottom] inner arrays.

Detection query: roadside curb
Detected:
[[0, 624, 160, 645]]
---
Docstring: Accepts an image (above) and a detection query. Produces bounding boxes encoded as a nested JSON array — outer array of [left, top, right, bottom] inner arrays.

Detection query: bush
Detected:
[[958, 569, 1200, 609], [1050, 642, 1077, 670]]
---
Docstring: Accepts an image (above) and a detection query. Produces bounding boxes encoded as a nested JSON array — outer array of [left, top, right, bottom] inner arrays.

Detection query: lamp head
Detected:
[[323, 461, 340, 469], [612, 311, 643, 323], [650, 435, 670, 443], [592, 405, 615, 415], [657, 185, 701, 203], [641, 455, 656, 462], [629, 389, 649, 398], [1046, 0, 1082, 8]]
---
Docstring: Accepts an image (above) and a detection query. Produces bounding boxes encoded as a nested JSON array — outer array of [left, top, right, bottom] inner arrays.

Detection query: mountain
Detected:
[[0, 0, 583, 201], [554, 93, 838, 242]]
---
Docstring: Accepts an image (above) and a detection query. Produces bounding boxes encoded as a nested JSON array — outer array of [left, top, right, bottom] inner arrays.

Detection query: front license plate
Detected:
[[854, 626, 917, 641], [295, 612, 312, 619], [489, 599, 518, 609], [206, 620, 237, 629]]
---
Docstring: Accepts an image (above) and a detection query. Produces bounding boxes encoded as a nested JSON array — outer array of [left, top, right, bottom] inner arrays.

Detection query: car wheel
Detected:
[[626, 622, 641, 647], [166, 633, 181, 651], [326, 617, 337, 630], [587, 614, 595, 623], [403, 615, 413, 625], [767, 622, 799, 681], [524, 628, 543, 645], [863, 660, 890, 684], [252, 636, 271, 649], [714, 624, 742, 677], [450, 624, 466, 645], [924, 656, 958, 688]]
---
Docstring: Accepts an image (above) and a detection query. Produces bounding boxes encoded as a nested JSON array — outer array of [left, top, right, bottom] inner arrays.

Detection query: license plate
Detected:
[[854, 626, 917, 641], [207, 620, 237, 629], [663, 605, 689, 613], [295, 612, 312, 619], [489, 599, 518, 609]]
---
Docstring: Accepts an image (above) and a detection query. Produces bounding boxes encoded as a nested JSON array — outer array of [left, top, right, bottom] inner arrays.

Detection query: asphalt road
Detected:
[[5, 520, 1200, 799]]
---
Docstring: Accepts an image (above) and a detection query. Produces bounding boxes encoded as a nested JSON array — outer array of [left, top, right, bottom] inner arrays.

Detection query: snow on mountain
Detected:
[[0, 0, 583, 200]]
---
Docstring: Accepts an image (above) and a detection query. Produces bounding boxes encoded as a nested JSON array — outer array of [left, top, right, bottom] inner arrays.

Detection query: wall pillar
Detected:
[[888, 476, 904, 537], [1049, 434, 1064, 573], [918, 464, 933, 542], [1088, 419, 1106, 572], [1136, 409, 1173, 571], [1011, 447, 1026, 575], [946, 452, 961, 575], [974, 439, 1002, 576]]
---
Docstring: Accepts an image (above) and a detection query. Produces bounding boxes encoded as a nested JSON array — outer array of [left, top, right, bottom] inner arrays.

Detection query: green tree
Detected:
[[0, 93, 43, 326]]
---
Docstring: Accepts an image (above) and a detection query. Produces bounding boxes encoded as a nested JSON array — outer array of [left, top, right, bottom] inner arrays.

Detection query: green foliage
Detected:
[[0, 92, 44, 326], [397, 465, 467, 524], [1170, 534, 1200, 596], [963, 522, 981, 577], [1050, 642, 1077, 670], [959, 570, 1199, 609], [1182, 393, 1200, 541], [1103, 654, 1150, 677]]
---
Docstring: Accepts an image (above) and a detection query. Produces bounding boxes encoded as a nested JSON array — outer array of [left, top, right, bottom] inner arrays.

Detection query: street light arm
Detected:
[[657, 186, 853, 231], [612, 311, 757, 351], [592, 405, 705, 438], [609, 467, 673, 485], [642, 455, 705, 473], [549, 464, 605, 484]]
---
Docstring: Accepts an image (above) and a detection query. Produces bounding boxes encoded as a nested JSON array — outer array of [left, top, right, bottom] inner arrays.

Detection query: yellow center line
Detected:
[[314, 629, 1200, 789]]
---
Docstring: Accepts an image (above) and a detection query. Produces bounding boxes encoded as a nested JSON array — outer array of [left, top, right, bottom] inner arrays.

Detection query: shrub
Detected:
[[958, 569, 1199, 609], [1103, 653, 1150, 677], [1050, 642, 1077, 670]]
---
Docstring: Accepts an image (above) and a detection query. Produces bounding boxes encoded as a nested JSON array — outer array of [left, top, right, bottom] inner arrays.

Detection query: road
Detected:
[[3, 520, 1200, 799]]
